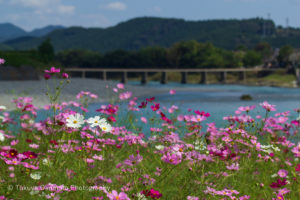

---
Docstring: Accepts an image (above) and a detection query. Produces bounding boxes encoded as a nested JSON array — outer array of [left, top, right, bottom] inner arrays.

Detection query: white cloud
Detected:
[[57, 5, 75, 14], [8, 0, 75, 15], [10, 0, 58, 8], [105, 2, 127, 11]]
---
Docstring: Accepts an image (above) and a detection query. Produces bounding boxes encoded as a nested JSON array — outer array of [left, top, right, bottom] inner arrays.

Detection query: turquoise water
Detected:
[[36, 82, 300, 135], [84, 82, 300, 132]]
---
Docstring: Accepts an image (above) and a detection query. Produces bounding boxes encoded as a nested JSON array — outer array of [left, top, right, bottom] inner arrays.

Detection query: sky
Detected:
[[0, 0, 300, 31]]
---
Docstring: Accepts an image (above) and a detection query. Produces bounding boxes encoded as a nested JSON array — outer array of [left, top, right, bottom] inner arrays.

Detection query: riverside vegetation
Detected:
[[0, 59, 299, 200]]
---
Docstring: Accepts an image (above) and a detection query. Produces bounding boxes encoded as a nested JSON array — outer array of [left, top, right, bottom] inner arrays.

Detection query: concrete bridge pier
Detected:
[[200, 71, 207, 84], [82, 71, 86, 78], [220, 71, 227, 83], [102, 71, 107, 81], [239, 71, 246, 82], [161, 72, 168, 84], [121, 71, 128, 84], [141, 72, 148, 85], [181, 72, 188, 84], [296, 68, 300, 86]]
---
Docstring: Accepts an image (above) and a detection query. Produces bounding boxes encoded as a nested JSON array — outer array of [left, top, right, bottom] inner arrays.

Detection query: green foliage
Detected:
[[277, 45, 293, 67], [56, 49, 102, 67], [38, 38, 55, 63], [254, 42, 272, 59], [243, 50, 263, 67], [0, 50, 47, 68]]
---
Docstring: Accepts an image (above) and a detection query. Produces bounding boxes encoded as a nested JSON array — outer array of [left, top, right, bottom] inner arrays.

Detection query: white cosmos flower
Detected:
[[0, 105, 6, 111], [42, 158, 52, 166], [30, 172, 42, 180], [137, 193, 147, 200], [155, 145, 165, 150], [99, 122, 112, 132], [86, 116, 106, 128], [194, 139, 207, 151], [66, 113, 84, 128], [0, 132, 5, 142]]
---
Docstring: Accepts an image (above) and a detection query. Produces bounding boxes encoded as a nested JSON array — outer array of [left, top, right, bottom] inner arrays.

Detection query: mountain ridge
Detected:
[[2, 17, 300, 53], [0, 23, 65, 42]]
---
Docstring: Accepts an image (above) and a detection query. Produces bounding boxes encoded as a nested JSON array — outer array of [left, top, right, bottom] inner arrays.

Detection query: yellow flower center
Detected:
[[116, 196, 119, 200], [73, 120, 78, 124], [102, 127, 107, 130]]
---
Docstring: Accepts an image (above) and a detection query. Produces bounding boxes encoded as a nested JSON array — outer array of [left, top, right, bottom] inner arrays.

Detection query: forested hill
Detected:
[[3, 17, 300, 53]]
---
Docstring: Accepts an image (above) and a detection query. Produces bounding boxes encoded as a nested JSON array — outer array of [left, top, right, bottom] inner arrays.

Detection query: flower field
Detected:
[[0, 62, 300, 200]]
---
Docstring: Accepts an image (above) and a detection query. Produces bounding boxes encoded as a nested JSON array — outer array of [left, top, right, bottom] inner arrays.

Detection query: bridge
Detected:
[[64, 67, 300, 85]]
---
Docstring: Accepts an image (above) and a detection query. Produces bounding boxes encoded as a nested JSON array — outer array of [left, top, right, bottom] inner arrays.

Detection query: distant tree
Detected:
[[254, 42, 272, 59], [101, 50, 132, 68], [167, 40, 200, 68], [243, 50, 262, 67], [136, 46, 168, 68], [277, 45, 293, 67], [56, 49, 102, 67], [38, 38, 54, 63]]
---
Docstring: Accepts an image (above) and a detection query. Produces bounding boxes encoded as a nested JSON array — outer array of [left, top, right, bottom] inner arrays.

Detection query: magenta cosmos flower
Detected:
[[107, 190, 130, 200], [141, 188, 163, 199], [44, 66, 60, 74]]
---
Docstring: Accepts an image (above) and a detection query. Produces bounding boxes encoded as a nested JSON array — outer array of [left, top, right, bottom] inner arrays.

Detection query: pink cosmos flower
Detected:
[[86, 158, 95, 163], [107, 190, 130, 200], [169, 89, 176, 95], [278, 188, 290, 195], [119, 91, 132, 100], [93, 154, 104, 161], [29, 144, 39, 149], [238, 105, 256, 112], [226, 163, 240, 171], [117, 83, 124, 89], [10, 140, 18, 146], [92, 197, 103, 200], [278, 169, 288, 178], [0, 58, 5, 64], [260, 101, 276, 111], [141, 117, 147, 124], [187, 196, 199, 200]]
